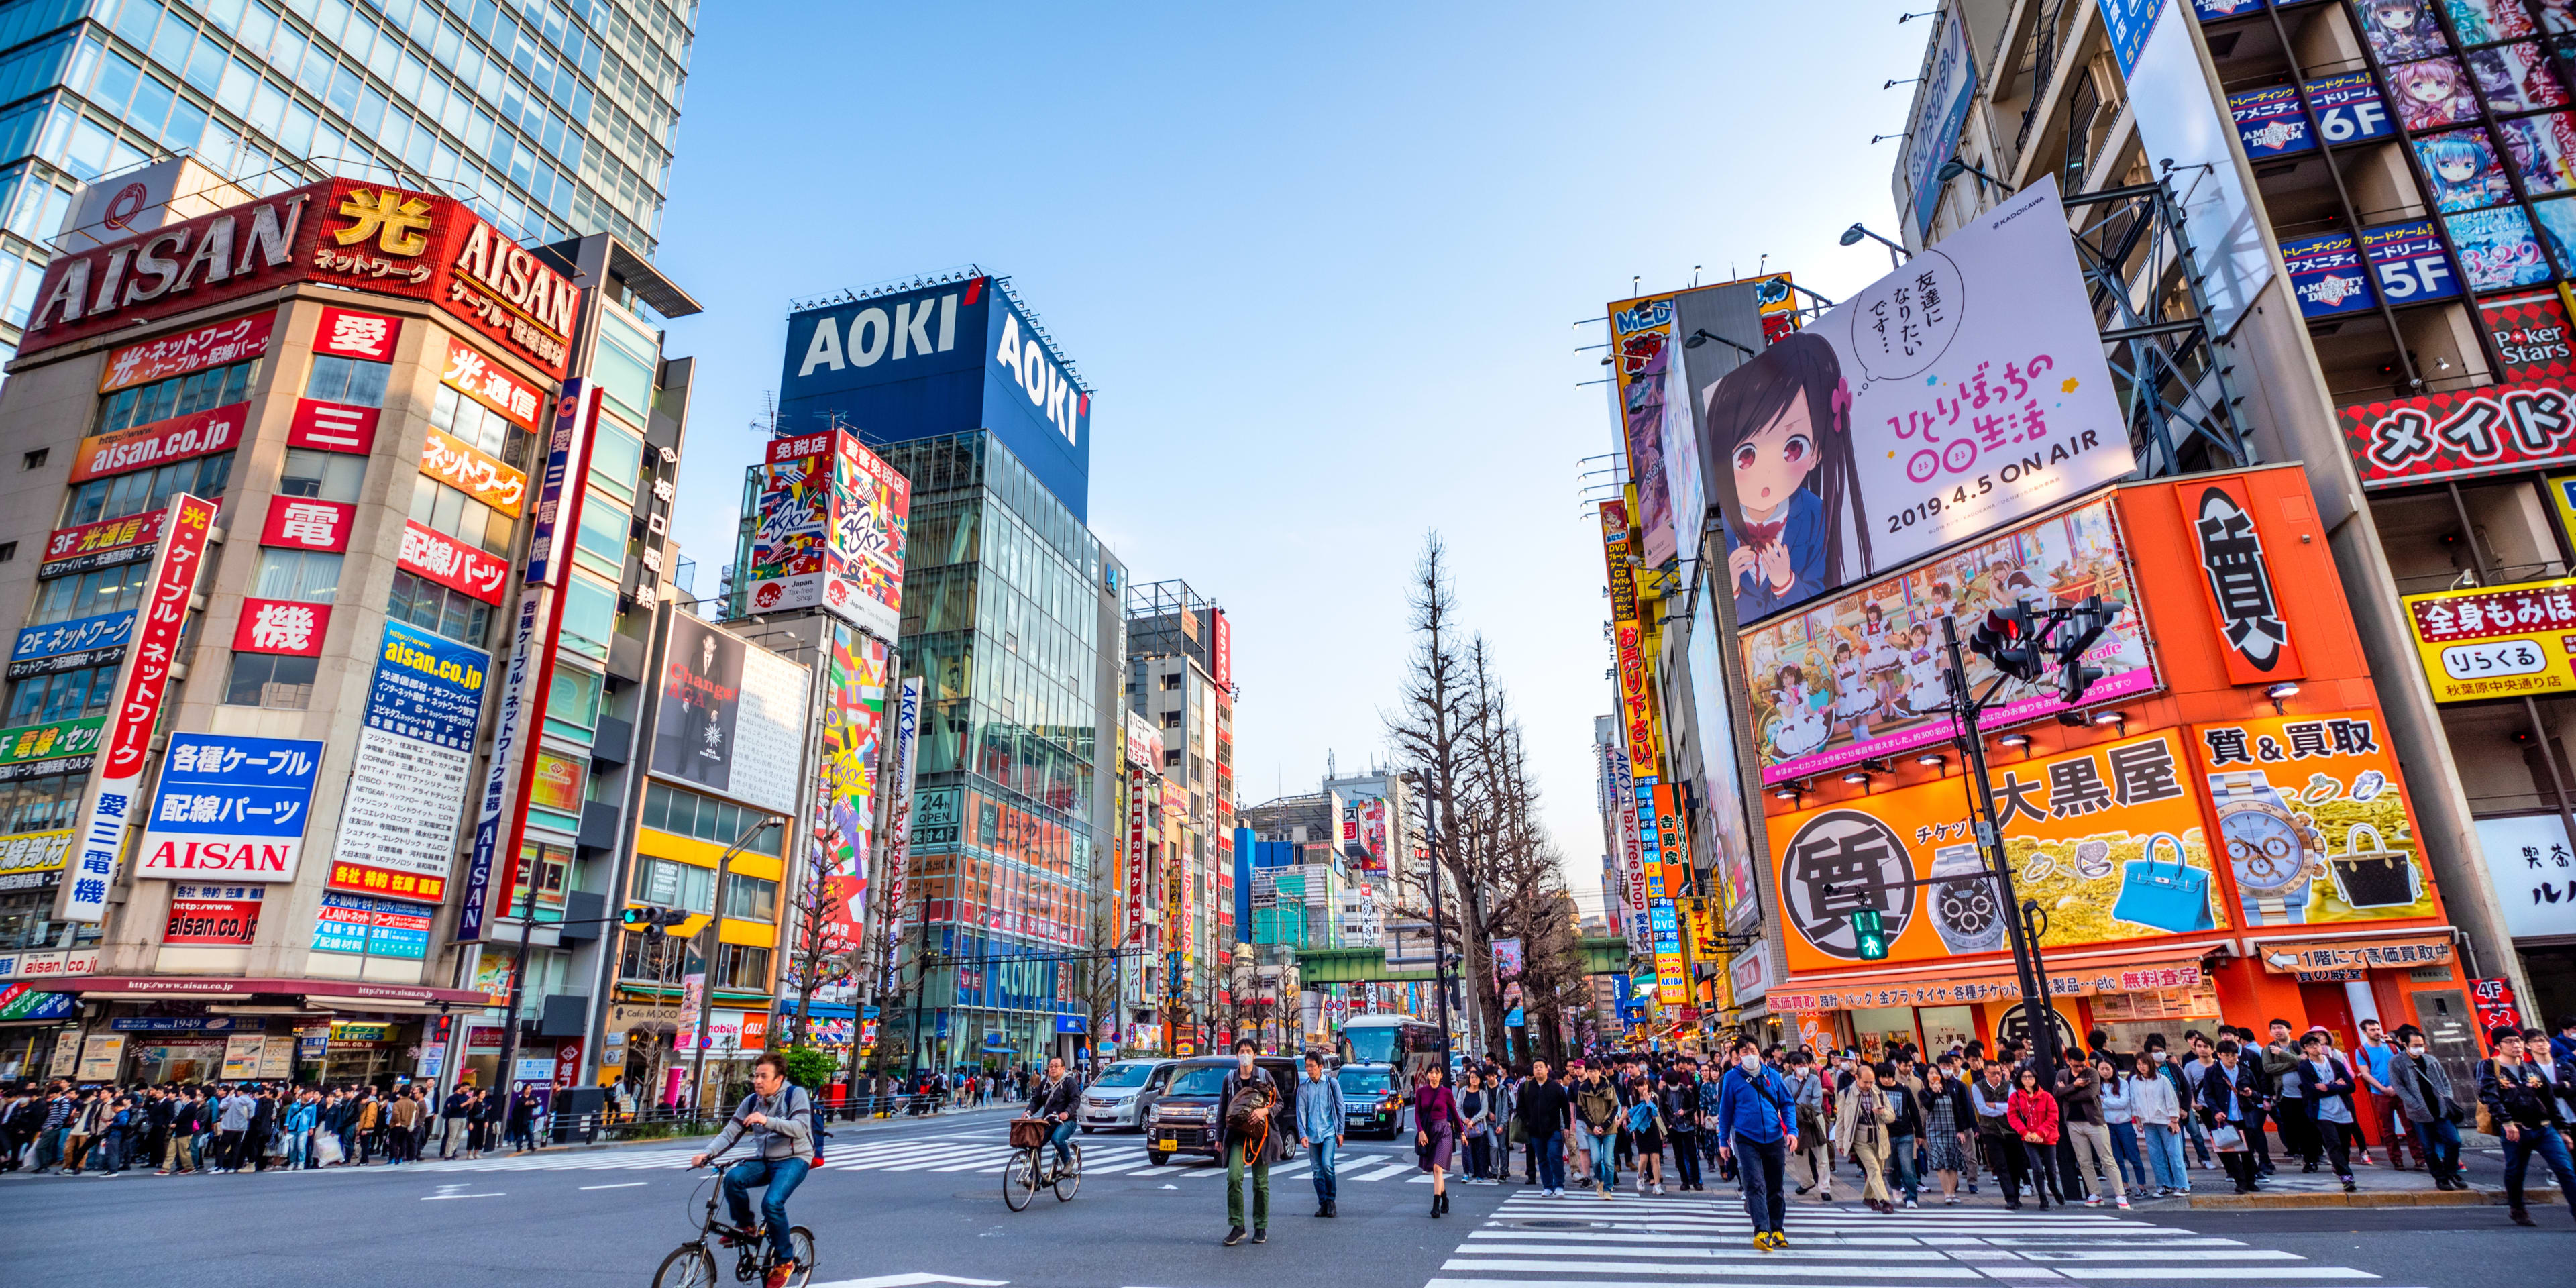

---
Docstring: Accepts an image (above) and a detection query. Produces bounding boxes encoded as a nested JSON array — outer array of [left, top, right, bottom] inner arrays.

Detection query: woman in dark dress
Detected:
[[1414, 1064, 1467, 1218]]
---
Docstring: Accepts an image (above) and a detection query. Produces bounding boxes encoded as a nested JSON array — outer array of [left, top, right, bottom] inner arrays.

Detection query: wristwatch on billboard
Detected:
[[1929, 841, 2005, 954], [2211, 769, 2322, 925]]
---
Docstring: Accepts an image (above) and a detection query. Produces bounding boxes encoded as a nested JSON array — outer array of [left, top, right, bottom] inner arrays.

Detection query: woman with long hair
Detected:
[[1415, 1063, 1467, 1218], [2007, 1067, 2062, 1212]]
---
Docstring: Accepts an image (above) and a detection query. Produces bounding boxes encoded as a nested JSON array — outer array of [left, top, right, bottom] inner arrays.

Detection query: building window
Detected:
[[305, 354, 391, 407], [223, 653, 317, 709], [98, 358, 258, 435], [1160, 710, 1181, 729], [641, 781, 784, 856], [587, 413, 644, 508], [574, 496, 628, 579], [713, 943, 772, 992], [20, 451, 44, 470], [723, 872, 777, 924], [280, 449, 366, 504], [1164, 749, 1181, 768], [429, 385, 528, 461], [28, 562, 153, 625], [1160, 673, 1181, 690], [0, 769, 84, 836], [508, 842, 572, 922], [559, 573, 616, 661], [634, 855, 716, 912], [4, 666, 117, 726], [617, 931, 688, 983], [408, 474, 516, 556], [59, 452, 233, 528], [388, 572, 492, 648], [252, 549, 343, 604]]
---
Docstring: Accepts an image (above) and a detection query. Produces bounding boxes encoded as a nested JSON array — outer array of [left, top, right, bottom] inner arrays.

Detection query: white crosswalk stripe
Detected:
[[1418, 1191, 2389, 1288], [293, 1132, 1460, 1183]]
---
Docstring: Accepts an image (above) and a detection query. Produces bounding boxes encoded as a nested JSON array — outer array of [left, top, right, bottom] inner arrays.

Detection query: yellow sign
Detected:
[[2399, 575, 2576, 704], [0, 828, 72, 877], [2548, 475, 2576, 550]]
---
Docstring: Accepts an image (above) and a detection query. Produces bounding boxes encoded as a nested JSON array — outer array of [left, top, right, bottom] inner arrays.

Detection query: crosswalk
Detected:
[[380, 1132, 1451, 1183], [1423, 1189, 2387, 1288]]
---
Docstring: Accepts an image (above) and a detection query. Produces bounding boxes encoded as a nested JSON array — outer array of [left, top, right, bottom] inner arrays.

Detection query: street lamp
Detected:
[[1840, 221, 1910, 270], [684, 816, 784, 1114], [1683, 328, 1755, 358], [1936, 158, 2016, 194]]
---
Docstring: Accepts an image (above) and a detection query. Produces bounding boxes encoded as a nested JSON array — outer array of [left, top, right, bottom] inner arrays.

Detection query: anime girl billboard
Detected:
[[1696, 177, 2133, 627]]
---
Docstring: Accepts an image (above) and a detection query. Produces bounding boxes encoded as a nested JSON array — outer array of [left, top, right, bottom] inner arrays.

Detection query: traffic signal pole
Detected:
[[1939, 614, 2063, 1081]]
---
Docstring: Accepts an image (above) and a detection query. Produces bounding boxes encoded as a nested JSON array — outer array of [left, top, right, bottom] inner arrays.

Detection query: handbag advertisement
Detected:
[[2184, 709, 2437, 929]]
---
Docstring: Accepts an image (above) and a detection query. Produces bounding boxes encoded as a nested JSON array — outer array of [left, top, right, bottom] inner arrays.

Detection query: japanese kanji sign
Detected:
[[396, 521, 511, 605], [439, 334, 543, 427], [38, 510, 166, 580], [1767, 729, 2224, 973], [420, 427, 527, 518], [2188, 709, 2438, 928], [313, 305, 400, 361], [1767, 961, 2205, 1010], [99, 311, 274, 394], [56, 493, 213, 922], [2257, 934, 2453, 975], [2473, 812, 2576, 941], [2178, 474, 2305, 684], [2340, 376, 2576, 488], [231, 598, 329, 657], [134, 734, 325, 882], [2400, 574, 2576, 704], [286, 398, 380, 455], [69, 402, 244, 484], [258, 496, 354, 553]]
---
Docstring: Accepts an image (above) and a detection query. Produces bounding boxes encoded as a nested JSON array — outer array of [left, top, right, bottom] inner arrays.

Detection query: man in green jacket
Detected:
[[1574, 1063, 1623, 1199]]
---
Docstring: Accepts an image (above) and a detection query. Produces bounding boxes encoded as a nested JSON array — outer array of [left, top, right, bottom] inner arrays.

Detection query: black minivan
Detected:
[[1334, 1061, 1409, 1139], [1141, 1053, 1303, 1167]]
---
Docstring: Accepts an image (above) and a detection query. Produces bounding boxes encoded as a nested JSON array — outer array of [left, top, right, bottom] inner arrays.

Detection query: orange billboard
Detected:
[[2184, 709, 2438, 930]]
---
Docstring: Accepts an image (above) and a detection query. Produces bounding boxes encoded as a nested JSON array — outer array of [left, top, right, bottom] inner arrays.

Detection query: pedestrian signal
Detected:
[[1851, 908, 1890, 961]]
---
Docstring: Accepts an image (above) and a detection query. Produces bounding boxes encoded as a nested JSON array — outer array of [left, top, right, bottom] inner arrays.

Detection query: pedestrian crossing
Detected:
[[1421, 1190, 2388, 1288], [380, 1131, 1450, 1183]]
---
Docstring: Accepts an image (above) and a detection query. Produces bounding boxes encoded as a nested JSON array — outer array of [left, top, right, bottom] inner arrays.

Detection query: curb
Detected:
[[2187, 1186, 2562, 1210]]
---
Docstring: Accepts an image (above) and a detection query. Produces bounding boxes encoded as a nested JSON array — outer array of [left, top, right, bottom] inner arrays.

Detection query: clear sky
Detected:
[[650, 3, 1937, 918]]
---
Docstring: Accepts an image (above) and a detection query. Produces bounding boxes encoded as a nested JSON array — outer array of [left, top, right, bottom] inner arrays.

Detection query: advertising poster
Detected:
[[2446, 205, 2552, 291], [652, 614, 746, 795], [2502, 111, 2576, 195], [2359, 220, 2464, 305], [162, 883, 263, 945], [1900, 7, 1978, 236], [731, 641, 811, 816], [311, 890, 433, 959], [1686, 571, 1760, 930], [1768, 729, 2225, 974], [881, 676, 924, 945], [1672, 274, 1790, 561], [812, 623, 891, 967], [329, 621, 488, 885], [2341, 374, 2576, 486], [2304, 70, 2393, 145], [11, 610, 134, 676], [2473, 812, 2576, 941], [832, 435, 910, 641], [1702, 178, 2132, 627], [2402, 575, 2576, 702], [2227, 85, 2312, 158], [2413, 129, 2512, 212], [1740, 494, 2155, 785], [78, 1034, 126, 1081], [2279, 229, 2377, 319], [2481, 290, 2575, 381], [2175, 474, 2306, 684], [2186, 710, 2437, 929], [1606, 294, 1682, 569], [133, 735, 326, 882]]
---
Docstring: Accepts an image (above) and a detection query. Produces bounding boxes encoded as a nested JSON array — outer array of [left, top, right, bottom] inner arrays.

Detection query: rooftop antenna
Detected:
[[1691, 264, 1702, 286]]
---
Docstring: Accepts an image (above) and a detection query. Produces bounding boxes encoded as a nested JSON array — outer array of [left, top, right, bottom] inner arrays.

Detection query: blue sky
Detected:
[[651, 3, 1935, 916]]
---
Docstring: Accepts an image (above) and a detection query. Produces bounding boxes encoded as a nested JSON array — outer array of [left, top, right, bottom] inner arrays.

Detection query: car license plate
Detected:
[[1159, 1135, 1178, 1148]]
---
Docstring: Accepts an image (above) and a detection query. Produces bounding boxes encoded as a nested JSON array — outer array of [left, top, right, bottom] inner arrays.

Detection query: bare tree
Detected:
[[782, 861, 857, 1047], [1077, 899, 1124, 1057]]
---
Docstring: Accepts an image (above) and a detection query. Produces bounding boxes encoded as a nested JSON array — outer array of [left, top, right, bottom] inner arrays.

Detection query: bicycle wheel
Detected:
[[786, 1227, 816, 1287], [1002, 1148, 1038, 1211], [1053, 1142, 1083, 1201], [651, 1245, 717, 1288]]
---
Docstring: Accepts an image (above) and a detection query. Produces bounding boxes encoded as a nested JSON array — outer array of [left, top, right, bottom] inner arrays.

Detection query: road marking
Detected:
[[1356, 1161, 1415, 1181], [581, 1182, 647, 1190], [421, 1193, 505, 1199]]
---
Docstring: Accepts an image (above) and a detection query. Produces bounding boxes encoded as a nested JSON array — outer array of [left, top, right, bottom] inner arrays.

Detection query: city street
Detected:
[[5, 1106, 2572, 1287]]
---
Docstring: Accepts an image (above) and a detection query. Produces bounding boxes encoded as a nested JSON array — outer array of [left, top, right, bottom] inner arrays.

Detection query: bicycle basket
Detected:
[[1009, 1117, 1050, 1150]]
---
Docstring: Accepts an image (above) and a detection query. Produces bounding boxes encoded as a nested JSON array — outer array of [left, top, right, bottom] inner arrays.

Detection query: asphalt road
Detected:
[[4, 1110, 2573, 1288]]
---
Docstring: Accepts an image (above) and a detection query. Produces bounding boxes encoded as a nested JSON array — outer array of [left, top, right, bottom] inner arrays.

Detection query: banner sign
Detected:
[[2341, 374, 2576, 487], [2359, 220, 2463, 305], [70, 404, 244, 484], [2400, 575, 2576, 702], [2482, 291, 2576, 382], [439, 333, 544, 426], [313, 305, 400, 361], [101, 311, 275, 393], [133, 734, 325, 882], [1705, 178, 2132, 625], [60, 494, 213, 922], [286, 398, 380, 455], [38, 510, 165, 580], [259, 497, 355, 553], [2227, 85, 2312, 158], [11, 610, 134, 666], [2304, 70, 2393, 144], [1770, 962, 2206, 1011], [311, 890, 433, 959], [0, 718, 101, 769], [881, 676, 924, 948], [2279, 229, 2376, 318], [1739, 493, 2156, 785], [0, 830, 72, 889], [231, 598, 330, 657], [162, 883, 264, 944], [2186, 710, 2437, 929], [421, 427, 528, 517], [327, 620, 489, 886], [2177, 474, 2306, 684], [398, 521, 511, 604], [743, 429, 910, 639], [2257, 935, 2453, 974], [325, 858, 446, 903]]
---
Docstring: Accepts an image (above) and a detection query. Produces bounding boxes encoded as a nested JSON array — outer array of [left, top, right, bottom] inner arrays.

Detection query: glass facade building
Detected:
[[0, 0, 692, 362], [873, 430, 1106, 1071]]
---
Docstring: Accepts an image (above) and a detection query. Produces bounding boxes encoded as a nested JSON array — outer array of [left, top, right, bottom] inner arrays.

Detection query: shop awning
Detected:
[[74, 975, 487, 1006], [2253, 933, 2456, 975], [1771, 941, 2230, 1012]]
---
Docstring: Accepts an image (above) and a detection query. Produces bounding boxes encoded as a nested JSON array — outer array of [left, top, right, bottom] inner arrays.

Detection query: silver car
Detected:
[[1078, 1057, 1178, 1132]]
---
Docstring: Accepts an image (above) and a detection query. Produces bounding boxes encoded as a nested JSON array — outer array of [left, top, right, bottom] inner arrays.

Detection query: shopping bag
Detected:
[[2209, 1123, 2245, 1152], [2110, 833, 2215, 933], [315, 1132, 343, 1166], [2326, 825, 2418, 908]]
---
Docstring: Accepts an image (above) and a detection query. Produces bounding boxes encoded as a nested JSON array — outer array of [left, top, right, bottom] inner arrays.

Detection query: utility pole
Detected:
[[686, 816, 783, 1114]]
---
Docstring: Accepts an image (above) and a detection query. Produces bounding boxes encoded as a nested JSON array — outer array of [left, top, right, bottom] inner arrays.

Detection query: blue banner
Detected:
[[136, 734, 325, 881], [2227, 85, 2313, 160], [2279, 229, 2379, 318], [11, 609, 133, 662], [2305, 72, 2392, 146], [2361, 221, 2463, 305], [365, 619, 491, 749]]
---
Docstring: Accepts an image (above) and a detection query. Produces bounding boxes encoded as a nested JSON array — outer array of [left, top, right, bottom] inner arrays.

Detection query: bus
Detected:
[[1338, 1015, 1445, 1083]]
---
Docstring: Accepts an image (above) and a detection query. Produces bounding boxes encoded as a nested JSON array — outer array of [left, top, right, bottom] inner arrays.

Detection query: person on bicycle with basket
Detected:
[[1027, 1055, 1082, 1172], [690, 1053, 815, 1288]]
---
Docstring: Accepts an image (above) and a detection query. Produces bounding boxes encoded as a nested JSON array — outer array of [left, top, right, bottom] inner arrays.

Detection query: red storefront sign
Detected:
[[421, 427, 527, 517], [397, 521, 510, 604], [551, 1038, 584, 1089], [258, 497, 354, 553], [1126, 765, 1149, 944], [440, 334, 543, 427], [101, 311, 274, 393], [69, 404, 245, 483], [313, 305, 402, 361], [326, 858, 446, 903], [286, 398, 380, 455], [163, 896, 262, 945], [2341, 376, 2576, 488], [231, 598, 329, 657], [21, 178, 579, 380], [40, 509, 165, 578], [2481, 291, 2575, 383]]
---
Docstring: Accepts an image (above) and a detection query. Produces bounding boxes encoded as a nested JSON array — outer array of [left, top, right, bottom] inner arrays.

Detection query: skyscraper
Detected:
[[0, 0, 693, 362]]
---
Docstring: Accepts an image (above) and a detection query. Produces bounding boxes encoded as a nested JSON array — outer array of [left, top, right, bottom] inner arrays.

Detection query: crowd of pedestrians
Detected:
[[0, 1079, 556, 1175]]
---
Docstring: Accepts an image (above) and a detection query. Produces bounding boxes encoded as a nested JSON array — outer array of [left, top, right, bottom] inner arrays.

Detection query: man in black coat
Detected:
[[1517, 1059, 1573, 1195], [1218, 1040, 1289, 1248]]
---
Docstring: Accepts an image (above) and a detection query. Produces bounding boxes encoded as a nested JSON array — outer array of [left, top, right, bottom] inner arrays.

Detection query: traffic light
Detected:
[[1850, 908, 1890, 961], [2055, 597, 2124, 706], [621, 906, 689, 940], [1968, 604, 2045, 682]]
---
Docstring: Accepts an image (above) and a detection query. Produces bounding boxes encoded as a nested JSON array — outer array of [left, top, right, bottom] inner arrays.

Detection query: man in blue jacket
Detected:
[[1715, 1037, 1800, 1250]]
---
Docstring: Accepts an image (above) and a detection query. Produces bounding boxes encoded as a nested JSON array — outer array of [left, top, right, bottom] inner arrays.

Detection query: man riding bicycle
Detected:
[[690, 1053, 814, 1288], [1026, 1055, 1081, 1171]]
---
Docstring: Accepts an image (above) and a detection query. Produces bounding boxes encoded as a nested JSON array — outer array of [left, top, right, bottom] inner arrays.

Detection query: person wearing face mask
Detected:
[[1217, 1040, 1289, 1248], [2385, 1024, 2463, 1191], [1715, 1038, 1799, 1249], [1785, 1053, 1831, 1201]]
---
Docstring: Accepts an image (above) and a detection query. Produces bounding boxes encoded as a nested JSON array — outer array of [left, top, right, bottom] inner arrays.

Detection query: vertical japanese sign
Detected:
[[1602, 499, 1662, 785], [878, 677, 924, 949], [2178, 476, 2304, 684], [57, 494, 213, 923], [134, 735, 325, 881], [1126, 765, 1151, 945], [1605, 297, 1682, 569]]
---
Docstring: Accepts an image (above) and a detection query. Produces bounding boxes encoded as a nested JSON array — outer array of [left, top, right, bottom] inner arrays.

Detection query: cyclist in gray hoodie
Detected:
[[692, 1054, 815, 1288]]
